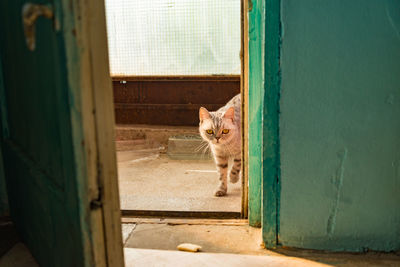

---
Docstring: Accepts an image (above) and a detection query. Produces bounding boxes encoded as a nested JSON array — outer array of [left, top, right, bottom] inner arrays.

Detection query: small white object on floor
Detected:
[[177, 243, 202, 252]]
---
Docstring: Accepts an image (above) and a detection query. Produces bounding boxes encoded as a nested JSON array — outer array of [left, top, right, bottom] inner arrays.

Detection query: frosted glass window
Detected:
[[105, 0, 241, 76]]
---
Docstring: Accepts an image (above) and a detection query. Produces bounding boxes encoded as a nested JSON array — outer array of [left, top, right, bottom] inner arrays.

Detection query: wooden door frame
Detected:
[[62, 0, 282, 262], [65, 0, 281, 263], [241, 0, 249, 219], [247, 0, 281, 249], [63, 0, 124, 266], [77, 0, 281, 257], [61, 0, 281, 263]]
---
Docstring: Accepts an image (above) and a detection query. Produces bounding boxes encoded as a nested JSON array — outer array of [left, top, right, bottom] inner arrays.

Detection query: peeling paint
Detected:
[[327, 148, 347, 236], [22, 3, 54, 51]]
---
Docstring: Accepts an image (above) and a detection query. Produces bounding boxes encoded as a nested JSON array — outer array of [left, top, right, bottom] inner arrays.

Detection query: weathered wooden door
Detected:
[[0, 0, 123, 266]]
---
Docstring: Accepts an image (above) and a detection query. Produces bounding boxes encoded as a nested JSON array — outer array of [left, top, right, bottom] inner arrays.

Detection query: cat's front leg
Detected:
[[214, 156, 228, 196], [229, 155, 241, 183]]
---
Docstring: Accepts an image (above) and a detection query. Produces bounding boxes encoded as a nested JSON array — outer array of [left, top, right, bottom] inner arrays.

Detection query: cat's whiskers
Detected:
[[194, 141, 208, 153], [195, 140, 211, 159], [201, 146, 212, 159], [199, 142, 209, 153]]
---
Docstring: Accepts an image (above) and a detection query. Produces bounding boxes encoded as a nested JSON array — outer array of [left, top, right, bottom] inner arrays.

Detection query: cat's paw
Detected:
[[229, 172, 240, 183], [214, 189, 227, 197]]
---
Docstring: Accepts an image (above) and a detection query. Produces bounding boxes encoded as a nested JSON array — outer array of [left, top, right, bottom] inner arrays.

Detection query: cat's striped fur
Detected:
[[199, 94, 241, 196]]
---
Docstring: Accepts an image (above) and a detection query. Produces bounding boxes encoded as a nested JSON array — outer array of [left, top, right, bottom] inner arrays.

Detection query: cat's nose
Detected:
[[215, 136, 221, 141]]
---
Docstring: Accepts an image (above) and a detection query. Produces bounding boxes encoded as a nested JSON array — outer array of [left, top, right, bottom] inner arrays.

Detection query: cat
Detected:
[[199, 94, 241, 196]]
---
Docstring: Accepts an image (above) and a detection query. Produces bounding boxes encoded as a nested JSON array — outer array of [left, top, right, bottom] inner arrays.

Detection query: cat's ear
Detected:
[[223, 107, 235, 121], [199, 107, 211, 122]]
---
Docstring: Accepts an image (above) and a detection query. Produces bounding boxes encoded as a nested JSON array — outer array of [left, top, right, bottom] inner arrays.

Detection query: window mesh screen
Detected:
[[105, 0, 241, 76]]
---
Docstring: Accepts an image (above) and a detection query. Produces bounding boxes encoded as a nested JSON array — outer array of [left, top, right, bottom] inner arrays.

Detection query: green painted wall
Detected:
[[279, 0, 400, 251]]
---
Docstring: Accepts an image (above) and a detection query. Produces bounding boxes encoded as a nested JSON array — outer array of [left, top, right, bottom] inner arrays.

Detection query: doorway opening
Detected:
[[105, 0, 247, 219]]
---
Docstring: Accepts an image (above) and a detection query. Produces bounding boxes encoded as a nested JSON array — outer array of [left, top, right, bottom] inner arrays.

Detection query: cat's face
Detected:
[[199, 107, 236, 145]]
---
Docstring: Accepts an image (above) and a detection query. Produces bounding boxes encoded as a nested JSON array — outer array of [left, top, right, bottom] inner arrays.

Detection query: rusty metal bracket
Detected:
[[22, 3, 54, 51]]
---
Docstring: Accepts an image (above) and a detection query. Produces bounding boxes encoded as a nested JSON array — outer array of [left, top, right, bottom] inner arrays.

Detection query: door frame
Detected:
[[63, 0, 124, 265], [67, 0, 281, 262], [66, 0, 281, 261], [247, 0, 281, 248], [241, 0, 249, 220], [85, 0, 282, 254]]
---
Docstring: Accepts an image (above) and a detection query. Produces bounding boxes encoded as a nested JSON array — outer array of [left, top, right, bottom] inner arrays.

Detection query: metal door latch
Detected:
[[22, 3, 54, 51]]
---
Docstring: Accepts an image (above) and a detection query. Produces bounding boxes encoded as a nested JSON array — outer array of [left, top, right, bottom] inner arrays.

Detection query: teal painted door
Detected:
[[0, 1, 106, 266]]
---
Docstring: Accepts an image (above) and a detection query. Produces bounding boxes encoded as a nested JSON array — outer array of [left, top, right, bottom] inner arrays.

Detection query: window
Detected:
[[105, 0, 241, 76]]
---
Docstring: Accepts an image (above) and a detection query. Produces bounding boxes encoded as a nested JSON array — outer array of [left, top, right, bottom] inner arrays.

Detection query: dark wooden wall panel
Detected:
[[113, 76, 240, 126]]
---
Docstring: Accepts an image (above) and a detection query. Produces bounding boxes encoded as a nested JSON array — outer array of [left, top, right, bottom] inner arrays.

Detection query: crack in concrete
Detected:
[[327, 148, 348, 236], [386, 3, 400, 42]]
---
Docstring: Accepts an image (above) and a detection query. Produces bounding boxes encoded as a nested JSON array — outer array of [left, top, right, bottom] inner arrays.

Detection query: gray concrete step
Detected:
[[115, 125, 211, 160]]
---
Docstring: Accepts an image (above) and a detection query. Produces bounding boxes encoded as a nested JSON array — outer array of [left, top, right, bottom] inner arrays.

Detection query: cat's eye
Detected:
[[222, 129, 229, 134], [206, 129, 214, 134]]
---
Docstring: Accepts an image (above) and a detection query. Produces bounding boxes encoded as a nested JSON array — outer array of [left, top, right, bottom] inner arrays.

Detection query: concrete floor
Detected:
[[116, 124, 242, 212], [122, 221, 400, 267], [117, 151, 242, 212], [123, 248, 329, 267], [0, 243, 38, 267], [1, 215, 399, 267], [124, 222, 264, 254]]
